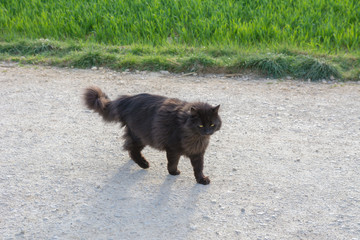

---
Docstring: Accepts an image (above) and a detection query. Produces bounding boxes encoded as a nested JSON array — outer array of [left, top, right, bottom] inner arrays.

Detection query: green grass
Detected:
[[0, 0, 359, 80], [1, 39, 358, 81], [1, 0, 359, 51]]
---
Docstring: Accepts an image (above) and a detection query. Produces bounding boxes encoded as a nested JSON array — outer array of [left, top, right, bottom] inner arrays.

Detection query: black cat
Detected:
[[83, 86, 221, 184]]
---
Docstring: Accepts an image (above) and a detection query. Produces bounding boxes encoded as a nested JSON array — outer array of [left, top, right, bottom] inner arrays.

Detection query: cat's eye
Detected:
[[198, 125, 204, 128], [210, 124, 215, 127]]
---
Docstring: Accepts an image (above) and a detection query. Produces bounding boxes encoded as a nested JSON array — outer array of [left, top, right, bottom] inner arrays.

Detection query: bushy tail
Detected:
[[83, 86, 119, 122]]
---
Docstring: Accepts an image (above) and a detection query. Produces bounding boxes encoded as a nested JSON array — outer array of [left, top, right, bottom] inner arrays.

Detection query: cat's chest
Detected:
[[181, 135, 209, 156]]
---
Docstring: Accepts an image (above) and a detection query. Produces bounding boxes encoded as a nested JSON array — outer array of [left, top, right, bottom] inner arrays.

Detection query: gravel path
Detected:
[[1, 62, 360, 240]]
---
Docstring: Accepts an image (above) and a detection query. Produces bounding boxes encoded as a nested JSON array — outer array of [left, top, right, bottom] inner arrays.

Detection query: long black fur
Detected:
[[83, 86, 221, 184]]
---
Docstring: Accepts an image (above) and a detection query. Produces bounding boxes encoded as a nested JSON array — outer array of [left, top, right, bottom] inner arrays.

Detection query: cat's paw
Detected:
[[136, 159, 150, 169], [169, 170, 181, 175], [197, 176, 210, 185]]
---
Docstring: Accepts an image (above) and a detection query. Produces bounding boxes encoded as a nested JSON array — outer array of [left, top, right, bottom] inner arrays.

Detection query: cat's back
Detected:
[[114, 92, 188, 149], [121, 93, 165, 108], [116, 93, 166, 117]]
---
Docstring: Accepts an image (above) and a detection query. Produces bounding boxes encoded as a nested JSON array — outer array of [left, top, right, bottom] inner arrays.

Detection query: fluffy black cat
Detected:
[[83, 86, 221, 185]]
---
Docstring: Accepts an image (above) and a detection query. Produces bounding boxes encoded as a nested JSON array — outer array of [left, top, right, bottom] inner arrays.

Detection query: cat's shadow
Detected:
[[63, 159, 207, 238], [107, 159, 149, 189], [153, 174, 206, 208]]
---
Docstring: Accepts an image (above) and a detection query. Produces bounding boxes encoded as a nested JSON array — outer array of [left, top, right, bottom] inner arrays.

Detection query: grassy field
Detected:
[[1, 0, 359, 80]]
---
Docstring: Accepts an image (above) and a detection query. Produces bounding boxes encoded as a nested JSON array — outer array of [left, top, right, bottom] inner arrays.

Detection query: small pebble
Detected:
[[189, 225, 197, 230]]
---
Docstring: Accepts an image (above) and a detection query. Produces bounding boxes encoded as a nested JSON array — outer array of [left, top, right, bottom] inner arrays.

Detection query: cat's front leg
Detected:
[[166, 150, 181, 175], [189, 153, 210, 185]]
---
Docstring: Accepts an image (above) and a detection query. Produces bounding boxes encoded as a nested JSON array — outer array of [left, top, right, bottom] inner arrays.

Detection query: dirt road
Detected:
[[1, 62, 360, 239]]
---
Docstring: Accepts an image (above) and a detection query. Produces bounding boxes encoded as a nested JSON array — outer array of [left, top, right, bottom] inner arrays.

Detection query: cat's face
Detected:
[[189, 104, 221, 136]]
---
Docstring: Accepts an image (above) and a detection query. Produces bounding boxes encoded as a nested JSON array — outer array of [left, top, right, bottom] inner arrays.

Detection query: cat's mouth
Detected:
[[201, 132, 213, 136]]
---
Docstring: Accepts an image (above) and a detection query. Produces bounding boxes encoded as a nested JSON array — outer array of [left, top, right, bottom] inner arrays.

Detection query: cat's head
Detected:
[[188, 103, 222, 136]]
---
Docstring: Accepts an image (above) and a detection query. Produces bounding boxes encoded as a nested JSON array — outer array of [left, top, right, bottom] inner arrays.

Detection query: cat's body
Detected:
[[84, 86, 221, 184]]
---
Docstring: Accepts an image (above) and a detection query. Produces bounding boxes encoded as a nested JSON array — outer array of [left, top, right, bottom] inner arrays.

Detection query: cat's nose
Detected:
[[204, 130, 212, 135]]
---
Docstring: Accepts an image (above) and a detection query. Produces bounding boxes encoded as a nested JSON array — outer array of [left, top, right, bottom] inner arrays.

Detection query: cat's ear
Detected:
[[212, 105, 220, 114], [190, 107, 198, 116]]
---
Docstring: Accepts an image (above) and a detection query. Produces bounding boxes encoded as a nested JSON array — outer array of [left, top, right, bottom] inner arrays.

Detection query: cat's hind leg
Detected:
[[123, 127, 149, 169]]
